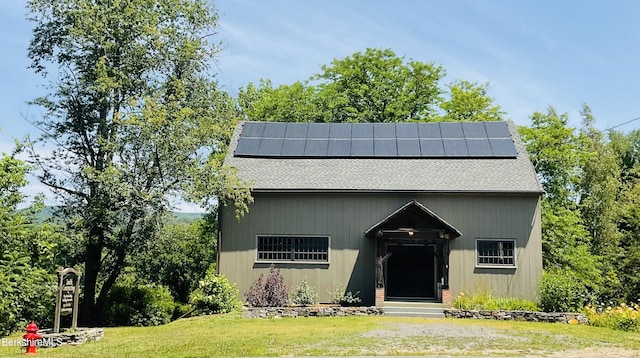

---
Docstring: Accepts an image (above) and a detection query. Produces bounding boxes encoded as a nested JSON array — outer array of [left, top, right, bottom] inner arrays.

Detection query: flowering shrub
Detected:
[[585, 302, 640, 332], [189, 268, 242, 315]]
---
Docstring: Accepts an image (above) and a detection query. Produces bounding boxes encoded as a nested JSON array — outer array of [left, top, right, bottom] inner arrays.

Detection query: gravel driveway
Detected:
[[350, 322, 640, 357]]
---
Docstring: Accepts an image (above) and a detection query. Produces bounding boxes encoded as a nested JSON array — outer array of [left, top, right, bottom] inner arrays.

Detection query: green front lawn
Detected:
[[2, 313, 640, 357]]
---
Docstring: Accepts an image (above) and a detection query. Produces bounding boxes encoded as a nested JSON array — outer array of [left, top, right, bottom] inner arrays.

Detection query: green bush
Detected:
[[134, 216, 217, 303], [0, 253, 57, 337], [172, 302, 194, 320], [189, 267, 242, 315], [329, 283, 362, 306], [104, 278, 175, 327], [539, 269, 586, 312], [290, 278, 318, 306], [453, 289, 539, 311]]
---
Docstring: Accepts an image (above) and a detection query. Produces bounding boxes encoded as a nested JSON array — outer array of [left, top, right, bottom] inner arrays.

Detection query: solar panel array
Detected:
[[234, 122, 517, 158]]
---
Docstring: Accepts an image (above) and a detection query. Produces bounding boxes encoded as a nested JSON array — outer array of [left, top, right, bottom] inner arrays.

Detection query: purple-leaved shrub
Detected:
[[245, 264, 288, 307]]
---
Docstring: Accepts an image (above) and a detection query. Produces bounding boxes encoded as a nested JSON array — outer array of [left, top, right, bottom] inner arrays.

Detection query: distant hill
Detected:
[[170, 212, 205, 222], [32, 206, 204, 223]]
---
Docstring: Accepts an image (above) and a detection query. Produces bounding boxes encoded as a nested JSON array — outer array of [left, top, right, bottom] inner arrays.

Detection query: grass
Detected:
[[2, 313, 640, 357]]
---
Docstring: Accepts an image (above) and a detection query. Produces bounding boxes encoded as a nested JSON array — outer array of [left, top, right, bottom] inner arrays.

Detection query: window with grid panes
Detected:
[[476, 239, 515, 267], [257, 236, 329, 262]]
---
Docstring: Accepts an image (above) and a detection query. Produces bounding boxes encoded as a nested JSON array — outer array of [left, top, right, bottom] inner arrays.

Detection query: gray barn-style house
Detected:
[[219, 121, 543, 307]]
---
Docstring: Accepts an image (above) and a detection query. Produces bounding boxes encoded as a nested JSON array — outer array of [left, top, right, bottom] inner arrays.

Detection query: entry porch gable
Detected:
[[364, 200, 462, 306]]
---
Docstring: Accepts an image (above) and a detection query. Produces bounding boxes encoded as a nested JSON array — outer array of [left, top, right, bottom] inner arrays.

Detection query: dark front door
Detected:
[[385, 244, 436, 299]]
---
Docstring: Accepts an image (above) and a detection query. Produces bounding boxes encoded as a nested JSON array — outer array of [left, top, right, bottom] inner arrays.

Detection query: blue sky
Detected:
[[1, 1, 639, 207]]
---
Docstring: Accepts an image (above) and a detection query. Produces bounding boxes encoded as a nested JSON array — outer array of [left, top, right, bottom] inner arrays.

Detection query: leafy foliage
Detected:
[[328, 283, 362, 306], [586, 303, 640, 332], [189, 265, 242, 315], [289, 278, 318, 306], [25, 0, 252, 324], [453, 289, 539, 311], [103, 273, 175, 327], [538, 269, 587, 313], [134, 214, 217, 303], [439, 80, 504, 122], [519, 107, 584, 203], [239, 48, 503, 123], [0, 153, 66, 336], [245, 264, 288, 307]]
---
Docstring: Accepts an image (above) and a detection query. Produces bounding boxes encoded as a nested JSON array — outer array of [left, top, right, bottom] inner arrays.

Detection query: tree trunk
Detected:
[[80, 242, 103, 326], [94, 250, 127, 321]]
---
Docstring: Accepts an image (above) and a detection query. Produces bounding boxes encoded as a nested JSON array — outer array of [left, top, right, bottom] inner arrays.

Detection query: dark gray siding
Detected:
[[219, 192, 542, 305]]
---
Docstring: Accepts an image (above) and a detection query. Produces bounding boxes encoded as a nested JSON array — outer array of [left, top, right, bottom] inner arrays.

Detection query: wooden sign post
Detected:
[[54, 268, 81, 333]]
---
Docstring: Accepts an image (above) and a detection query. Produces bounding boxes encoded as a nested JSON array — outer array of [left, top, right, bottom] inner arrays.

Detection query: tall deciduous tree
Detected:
[[239, 48, 503, 123], [25, 0, 251, 325], [577, 106, 622, 271], [519, 107, 583, 204], [519, 108, 602, 293]]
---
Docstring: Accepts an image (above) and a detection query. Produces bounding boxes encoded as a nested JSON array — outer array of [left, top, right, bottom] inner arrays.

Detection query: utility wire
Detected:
[[605, 116, 640, 131]]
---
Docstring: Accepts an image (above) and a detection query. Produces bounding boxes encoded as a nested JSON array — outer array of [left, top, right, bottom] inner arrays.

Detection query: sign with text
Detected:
[[54, 268, 82, 333]]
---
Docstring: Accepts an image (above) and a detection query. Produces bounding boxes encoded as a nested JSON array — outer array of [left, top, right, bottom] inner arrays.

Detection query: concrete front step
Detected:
[[383, 301, 447, 318]]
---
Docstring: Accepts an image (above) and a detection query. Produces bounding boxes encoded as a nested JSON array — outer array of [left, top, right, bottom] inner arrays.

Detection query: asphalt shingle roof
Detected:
[[224, 121, 543, 194]]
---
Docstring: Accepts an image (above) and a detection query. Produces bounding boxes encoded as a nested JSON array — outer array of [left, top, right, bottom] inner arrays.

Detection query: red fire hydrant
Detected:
[[23, 322, 42, 355]]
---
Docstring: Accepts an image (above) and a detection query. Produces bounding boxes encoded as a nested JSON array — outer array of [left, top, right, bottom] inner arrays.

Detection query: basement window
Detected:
[[476, 239, 516, 267], [257, 235, 329, 263]]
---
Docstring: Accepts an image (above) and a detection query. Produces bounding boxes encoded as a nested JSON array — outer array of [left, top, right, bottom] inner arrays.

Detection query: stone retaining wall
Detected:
[[243, 306, 384, 319], [39, 327, 104, 347], [444, 308, 588, 324]]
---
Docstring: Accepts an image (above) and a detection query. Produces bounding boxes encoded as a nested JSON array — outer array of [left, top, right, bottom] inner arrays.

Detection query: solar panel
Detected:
[[351, 139, 374, 156], [281, 139, 306, 156], [307, 123, 330, 138], [285, 123, 308, 138], [234, 137, 261, 155], [490, 138, 517, 156], [462, 122, 488, 138], [420, 139, 445, 156], [329, 123, 352, 138], [257, 138, 283, 156], [417, 123, 441, 138], [397, 139, 421, 156], [234, 121, 517, 159], [242, 122, 265, 137], [395, 123, 419, 138], [328, 139, 351, 156], [373, 123, 396, 138], [374, 139, 397, 156], [263, 122, 287, 138], [440, 122, 464, 138], [304, 139, 328, 156], [466, 139, 493, 156], [442, 139, 468, 156], [484, 122, 511, 138], [352, 123, 373, 138]]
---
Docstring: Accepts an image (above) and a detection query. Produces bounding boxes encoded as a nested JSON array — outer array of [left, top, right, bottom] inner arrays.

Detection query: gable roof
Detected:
[[364, 200, 462, 239], [224, 121, 542, 194]]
